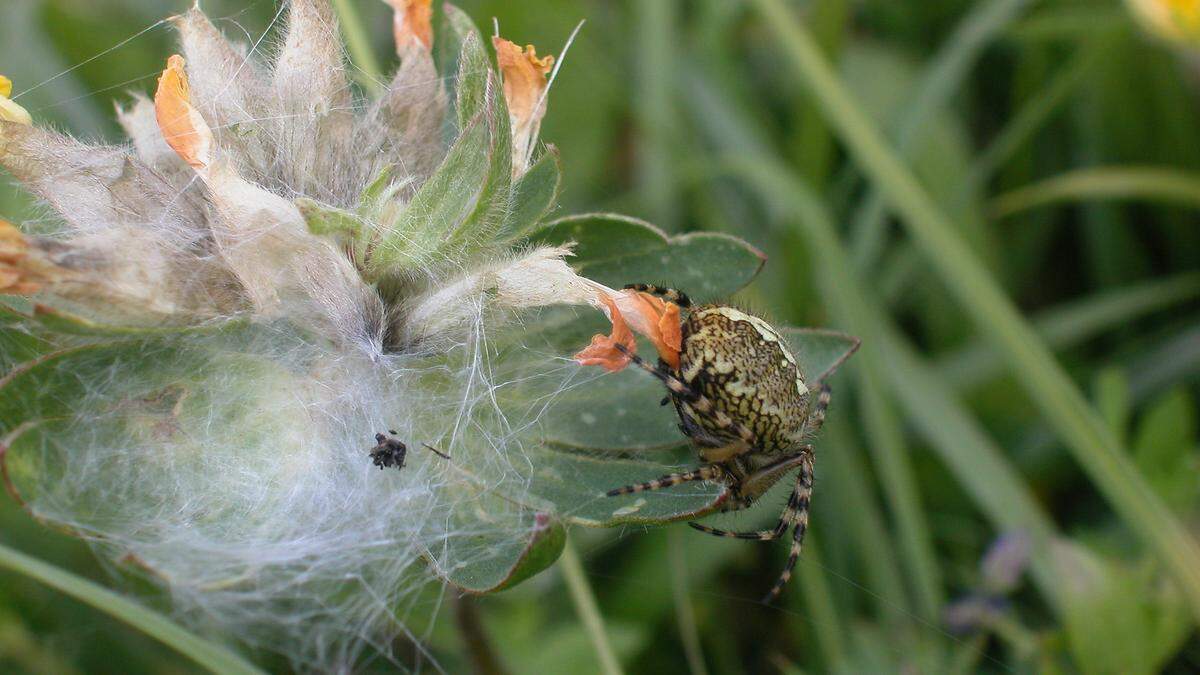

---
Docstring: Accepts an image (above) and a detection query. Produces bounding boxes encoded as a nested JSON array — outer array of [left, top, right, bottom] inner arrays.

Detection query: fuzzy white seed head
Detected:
[[0, 2, 609, 670]]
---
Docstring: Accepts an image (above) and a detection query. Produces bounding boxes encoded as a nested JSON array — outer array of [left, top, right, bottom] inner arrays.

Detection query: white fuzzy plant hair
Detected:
[[0, 0, 644, 670]]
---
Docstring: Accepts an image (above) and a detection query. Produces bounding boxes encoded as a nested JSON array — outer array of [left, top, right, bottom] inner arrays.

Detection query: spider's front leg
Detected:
[[803, 382, 832, 438], [623, 283, 693, 308]]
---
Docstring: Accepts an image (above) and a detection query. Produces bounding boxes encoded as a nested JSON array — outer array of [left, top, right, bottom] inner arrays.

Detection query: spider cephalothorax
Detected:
[[606, 284, 850, 602]]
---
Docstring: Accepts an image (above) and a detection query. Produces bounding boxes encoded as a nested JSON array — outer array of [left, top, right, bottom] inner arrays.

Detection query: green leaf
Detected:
[[1057, 541, 1192, 675], [429, 507, 566, 594], [529, 213, 766, 304], [1132, 389, 1199, 512], [437, 4, 486, 131], [0, 301, 49, 367], [296, 197, 364, 241], [499, 146, 563, 241], [366, 32, 511, 278], [781, 328, 860, 384]]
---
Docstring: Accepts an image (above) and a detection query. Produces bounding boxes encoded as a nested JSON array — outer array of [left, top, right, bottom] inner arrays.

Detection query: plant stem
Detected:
[[989, 166, 1200, 219], [0, 542, 263, 675], [847, 0, 1034, 271], [331, 0, 385, 95], [453, 595, 510, 675], [668, 528, 708, 675], [753, 0, 1200, 625], [560, 539, 623, 675]]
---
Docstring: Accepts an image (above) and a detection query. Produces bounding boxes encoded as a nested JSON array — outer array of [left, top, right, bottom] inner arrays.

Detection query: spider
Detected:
[[605, 283, 856, 603], [370, 431, 450, 471]]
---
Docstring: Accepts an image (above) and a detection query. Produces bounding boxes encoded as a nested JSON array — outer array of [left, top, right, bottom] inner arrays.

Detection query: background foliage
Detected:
[[1, 0, 1199, 672]]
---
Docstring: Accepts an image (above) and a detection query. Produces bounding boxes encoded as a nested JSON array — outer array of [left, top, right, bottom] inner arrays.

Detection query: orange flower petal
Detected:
[[575, 290, 685, 373], [574, 295, 636, 372], [384, 0, 433, 53], [656, 301, 682, 368], [154, 55, 213, 170], [618, 291, 681, 370]]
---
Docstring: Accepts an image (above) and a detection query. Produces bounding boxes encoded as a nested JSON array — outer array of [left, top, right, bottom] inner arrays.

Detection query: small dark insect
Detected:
[[606, 284, 858, 603], [370, 431, 450, 471]]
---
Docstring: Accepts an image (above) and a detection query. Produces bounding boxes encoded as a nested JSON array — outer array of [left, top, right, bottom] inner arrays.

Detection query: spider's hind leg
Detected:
[[623, 283, 692, 308], [606, 464, 723, 496], [688, 450, 810, 541], [763, 452, 815, 603]]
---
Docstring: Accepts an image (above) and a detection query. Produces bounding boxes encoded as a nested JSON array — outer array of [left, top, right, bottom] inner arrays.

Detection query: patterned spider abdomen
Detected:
[[675, 306, 810, 453]]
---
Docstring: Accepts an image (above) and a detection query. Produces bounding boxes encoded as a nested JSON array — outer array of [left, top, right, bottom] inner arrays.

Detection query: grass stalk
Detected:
[[668, 528, 708, 675], [721, 156, 1066, 613], [331, 0, 385, 95], [0, 542, 263, 675], [560, 539, 624, 675], [753, 0, 1200, 624], [990, 166, 1200, 219], [848, 0, 1034, 270]]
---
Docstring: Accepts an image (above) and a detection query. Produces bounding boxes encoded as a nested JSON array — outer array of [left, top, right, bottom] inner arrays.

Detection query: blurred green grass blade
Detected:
[[938, 273, 1200, 390], [636, 0, 679, 229], [795, 537, 847, 667], [754, 0, 1200, 623], [967, 40, 1106, 193], [877, 39, 1107, 303], [821, 416, 912, 623], [561, 540, 624, 675], [854, 371, 944, 620], [681, 53, 938, 626], [1009, 5, 1128, 43], [990, 166, 1200, 219], [848, 0, 1033, 270], [667, 529, 708, 675], [791, 0, 851, 185], [330, 0, 384, 94], [0, 542, 263, 675], [724, 157, 1066, 612]]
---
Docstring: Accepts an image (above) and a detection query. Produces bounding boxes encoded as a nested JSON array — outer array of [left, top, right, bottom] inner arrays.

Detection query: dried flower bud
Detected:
[[153, 56, 212, 169], [0, 75, 32, 125], [385, 0, 434, 53]]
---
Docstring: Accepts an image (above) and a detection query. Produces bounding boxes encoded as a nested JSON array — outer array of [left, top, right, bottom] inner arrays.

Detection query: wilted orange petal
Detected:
[[656, 302, 682, 367], [154, 55, 212, 170], [385, 0, 433, 53], [493, 36, 554, 175], [574, 296, 636, 372], [493, 37, 554, 125], [617, 291, 682, 370]]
